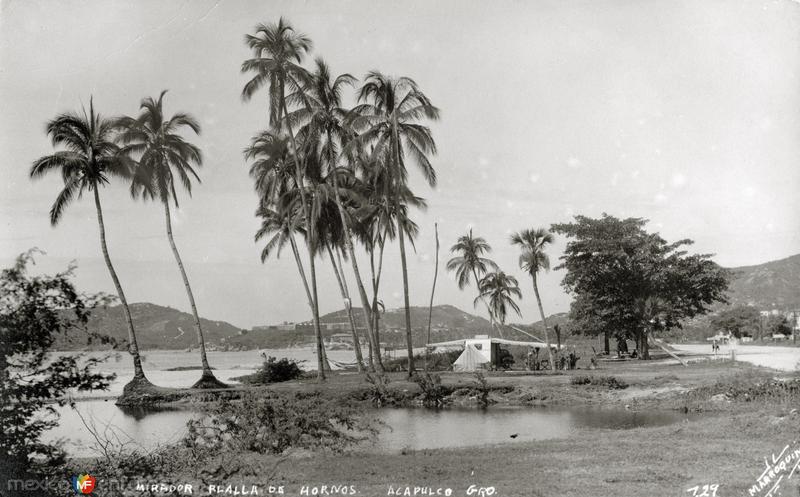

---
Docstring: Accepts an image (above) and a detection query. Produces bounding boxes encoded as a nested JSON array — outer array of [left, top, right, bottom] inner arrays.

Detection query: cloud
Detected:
[[529, 173, 539, 183], [566, 157, 581, 168]]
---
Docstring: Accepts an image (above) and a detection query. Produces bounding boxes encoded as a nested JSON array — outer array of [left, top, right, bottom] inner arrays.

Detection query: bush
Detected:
[[570, 375, 628, 389], [250, 356, 304, 384], [413, 372, 449, 407], [187, 392, 377, 456], [473, 372, 493, 408]]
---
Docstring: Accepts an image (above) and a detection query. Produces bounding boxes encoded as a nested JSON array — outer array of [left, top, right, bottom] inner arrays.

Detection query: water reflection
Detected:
[[46, 401, 700, 456]]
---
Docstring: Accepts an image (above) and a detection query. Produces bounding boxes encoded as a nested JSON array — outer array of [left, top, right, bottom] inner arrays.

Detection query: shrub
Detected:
[[186, 392, 377, 456], [413, 372, 449, 407], [250, 356, 304, 384], [473, 372, 493, 408], [570, 375, 628, 389]]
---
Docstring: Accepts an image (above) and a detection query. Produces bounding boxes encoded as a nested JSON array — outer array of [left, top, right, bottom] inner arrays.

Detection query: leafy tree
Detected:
[[510, 228, 555, 370], [552, 214, 730, 359], [29, 99, 149, 386], [1, 252, 113, 483], [710, 305, 760, 339], [117, 91, 225, 388], [767, 315, 793, 337]]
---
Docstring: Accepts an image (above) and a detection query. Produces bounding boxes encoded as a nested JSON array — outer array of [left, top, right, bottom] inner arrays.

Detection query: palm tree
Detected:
[[116, 91, 225, 389], [350, 72, 440, 377], [446, 229, 500, 334], [30, 99, 150, 389], [355, 156, 426, 371], [241, 19, 331, 380], [290, 58, 377, 372], [244, 129, 331, 375], [476, 271, 523, 329], [241, 18, 312, 128], [511, 228, 555, 370]]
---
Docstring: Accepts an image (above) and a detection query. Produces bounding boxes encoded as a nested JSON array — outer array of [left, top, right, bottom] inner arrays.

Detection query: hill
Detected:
[[55, 302, 243, 351], [725, 254, 800, 310]]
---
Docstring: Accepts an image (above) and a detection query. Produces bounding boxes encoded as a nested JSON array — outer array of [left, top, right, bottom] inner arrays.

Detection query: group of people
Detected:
[[526, 347, 581, 371]]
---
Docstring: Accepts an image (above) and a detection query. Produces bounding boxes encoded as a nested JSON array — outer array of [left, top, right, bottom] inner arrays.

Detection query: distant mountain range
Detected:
[[56, 253, 800, 350], [725, 254, 800, 310]]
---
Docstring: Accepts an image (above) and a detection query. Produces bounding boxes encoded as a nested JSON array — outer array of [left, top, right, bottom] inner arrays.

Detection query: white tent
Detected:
[[452, 343, 490, 372]]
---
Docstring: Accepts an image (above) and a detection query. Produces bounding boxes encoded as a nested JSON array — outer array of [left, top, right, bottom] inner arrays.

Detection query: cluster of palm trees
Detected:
[[447, 227, 557, 370], [241, 18, 439, 380], [30, 17, 557, 386], [30, 95, 226, 390]]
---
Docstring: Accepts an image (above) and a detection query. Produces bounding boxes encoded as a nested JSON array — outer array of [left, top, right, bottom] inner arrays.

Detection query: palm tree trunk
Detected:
[[327, 164, 383, 374], [328, 246, 364, 371], [397, 216, 415, 378], [287, 234, 329, 373], [425, 223, 440, 371], [307, 244, 327, 380], [163, 201, 223, 388], [370, 235, 387, 369], [93, 188, 147, 382], [532, 274, 555, 371]]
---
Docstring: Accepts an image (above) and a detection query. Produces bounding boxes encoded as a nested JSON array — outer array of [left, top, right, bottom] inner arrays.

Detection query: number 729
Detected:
[[686, 484, 719, 497]]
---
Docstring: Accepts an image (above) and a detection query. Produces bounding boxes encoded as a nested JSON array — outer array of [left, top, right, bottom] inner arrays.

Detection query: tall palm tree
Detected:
[[241, 19, 330, 380], [290, 58, 378, 372], [446, 229, 500, 334], [116, 91, 225, 389], [476, 271, 523, 329], [350, 72, 439, 377], [241, 18, 312, 128], [30, 99, 150, 388], [511, 228, 555, 370]]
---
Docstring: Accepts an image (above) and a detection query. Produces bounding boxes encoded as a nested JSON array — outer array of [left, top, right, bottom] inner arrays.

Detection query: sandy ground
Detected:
[[672, 343, 800, 371]]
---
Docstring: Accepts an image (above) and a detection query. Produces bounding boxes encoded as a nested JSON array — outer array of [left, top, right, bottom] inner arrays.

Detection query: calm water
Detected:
[[46, 349, 702, 456], [45, 400, 701, 456]]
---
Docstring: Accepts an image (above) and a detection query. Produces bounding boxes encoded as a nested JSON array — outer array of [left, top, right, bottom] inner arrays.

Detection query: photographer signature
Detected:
[[747, 444, 800, 497]]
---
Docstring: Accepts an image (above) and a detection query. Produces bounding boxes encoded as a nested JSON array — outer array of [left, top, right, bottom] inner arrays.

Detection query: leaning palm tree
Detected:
[[116, 91, 225, 389], [349, 71, 440, 377], [476, 271, 523, 329], [446, 229, 500, 334], [30, 99, 151, 390], [510, 228, 555, 370]]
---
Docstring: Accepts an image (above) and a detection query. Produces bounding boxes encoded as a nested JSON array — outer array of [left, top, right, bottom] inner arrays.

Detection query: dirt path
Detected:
[[672, 343, 800, 372]]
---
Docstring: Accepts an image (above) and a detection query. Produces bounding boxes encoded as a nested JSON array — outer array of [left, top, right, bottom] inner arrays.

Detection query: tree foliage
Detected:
[[0, 251, 114, 480], [710, 305, 760, 338], [551, 214, 730, 359]]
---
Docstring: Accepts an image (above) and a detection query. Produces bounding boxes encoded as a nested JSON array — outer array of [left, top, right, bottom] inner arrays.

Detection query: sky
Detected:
[[1, 0, 799, 329]]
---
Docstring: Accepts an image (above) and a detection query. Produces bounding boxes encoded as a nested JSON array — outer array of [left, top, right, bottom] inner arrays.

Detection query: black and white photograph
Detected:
[[1, 1, 799, 496]]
